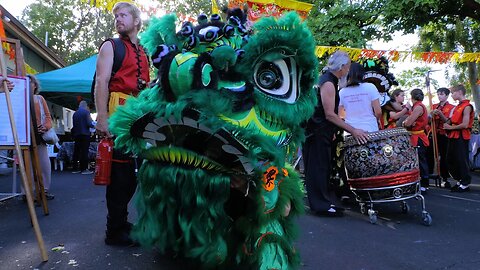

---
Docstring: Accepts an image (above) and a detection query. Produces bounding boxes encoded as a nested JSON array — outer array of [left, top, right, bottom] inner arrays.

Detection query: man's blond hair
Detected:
[[113, 2, 142, 30], [450, 84, 467, 95]]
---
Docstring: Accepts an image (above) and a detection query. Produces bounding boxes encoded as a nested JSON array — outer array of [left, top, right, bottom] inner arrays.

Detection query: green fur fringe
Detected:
[[132, 162, 231, 268], [140, 14, 181, 56]]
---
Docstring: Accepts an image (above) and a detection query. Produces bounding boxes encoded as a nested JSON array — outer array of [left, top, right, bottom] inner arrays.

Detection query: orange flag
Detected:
[[0, 10, 6, 38]]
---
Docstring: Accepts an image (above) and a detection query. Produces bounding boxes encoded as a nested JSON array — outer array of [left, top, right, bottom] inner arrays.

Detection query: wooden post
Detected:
[[1, 40, 48, 262], [426, 71, 441, 182]]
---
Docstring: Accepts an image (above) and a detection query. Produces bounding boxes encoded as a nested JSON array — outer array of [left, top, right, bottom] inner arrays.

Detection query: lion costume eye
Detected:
[[253, 57, 298, 104]]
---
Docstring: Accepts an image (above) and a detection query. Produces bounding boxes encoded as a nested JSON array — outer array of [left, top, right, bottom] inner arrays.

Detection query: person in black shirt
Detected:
[[72, 100, 94, 174], [304, 51, 368, 217]]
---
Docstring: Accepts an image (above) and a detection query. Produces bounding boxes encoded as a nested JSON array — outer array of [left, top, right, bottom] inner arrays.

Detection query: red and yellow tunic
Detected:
[[447, 99, 474, 140], [408, 101, 429, 147], [432, 102, 454, 136], [108, 37, 150, 115]]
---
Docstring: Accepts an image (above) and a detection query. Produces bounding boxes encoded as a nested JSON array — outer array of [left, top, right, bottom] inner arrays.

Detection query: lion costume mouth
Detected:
[[131, 108, 255, 175]]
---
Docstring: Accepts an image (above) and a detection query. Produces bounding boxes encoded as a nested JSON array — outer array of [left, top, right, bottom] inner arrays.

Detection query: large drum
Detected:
[[344, 128, 419, 189]]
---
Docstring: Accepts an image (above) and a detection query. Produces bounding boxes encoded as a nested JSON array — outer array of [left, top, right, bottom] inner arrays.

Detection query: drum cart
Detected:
[[343, 128, 433, 226], [351, 179, 432, 226]]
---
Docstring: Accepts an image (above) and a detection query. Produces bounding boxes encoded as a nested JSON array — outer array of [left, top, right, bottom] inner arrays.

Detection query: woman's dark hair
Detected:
[[27, 74, 41, 95], [390, 89, 404, 100], [437, 87, 450, 96], [346, 62, 365, 87], [411, 88, 424, 101]]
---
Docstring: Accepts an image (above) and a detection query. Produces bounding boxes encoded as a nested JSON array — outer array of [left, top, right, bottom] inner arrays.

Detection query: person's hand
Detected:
[[95, 114, 111, 138], [37, 125, 47, 134], [443, 123, 452, 130], [0, 76, 14, 92], [405, 103, 412, 111], [351, 128, 369, 144]]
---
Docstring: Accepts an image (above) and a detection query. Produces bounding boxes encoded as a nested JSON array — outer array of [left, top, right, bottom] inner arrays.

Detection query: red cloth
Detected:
[[432, 102, 454, 135], [108, 36, 150, 96], [409, 101, 429, 147], [447, 99, 474, 140]]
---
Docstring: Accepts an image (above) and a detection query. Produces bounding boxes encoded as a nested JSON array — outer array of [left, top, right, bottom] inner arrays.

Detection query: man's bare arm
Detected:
[[321, 82, 368, 144], [95, 42, 114, 137]]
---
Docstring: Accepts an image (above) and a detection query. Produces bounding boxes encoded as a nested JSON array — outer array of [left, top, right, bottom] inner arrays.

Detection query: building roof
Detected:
[[0, 4, 66, 69]]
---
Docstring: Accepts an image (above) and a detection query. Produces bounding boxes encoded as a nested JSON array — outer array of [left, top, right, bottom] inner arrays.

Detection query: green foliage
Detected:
[[306, 0, 388, 47], [416, 17, 480, 100], [395, 66, 439, 90], [380, 0, 480, 33], [21, 0, 114, 64], [153, 0, 216, 17]]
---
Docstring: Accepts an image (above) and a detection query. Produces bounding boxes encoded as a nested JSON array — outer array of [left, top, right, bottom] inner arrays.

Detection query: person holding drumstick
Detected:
[[304, 51, 368, 217], [402, 88, 430, 194]]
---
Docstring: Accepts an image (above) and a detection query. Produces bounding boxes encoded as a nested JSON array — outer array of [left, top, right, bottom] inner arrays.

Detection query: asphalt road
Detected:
[[0, 169, 479, 270]]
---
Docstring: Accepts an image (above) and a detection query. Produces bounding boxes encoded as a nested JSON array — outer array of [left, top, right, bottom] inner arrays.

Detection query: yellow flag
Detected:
[[212, 0, 220, 14]]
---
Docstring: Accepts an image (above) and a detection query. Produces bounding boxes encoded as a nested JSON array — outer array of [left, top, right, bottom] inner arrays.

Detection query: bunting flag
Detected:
[[0, 10, 6, 38], [228, 0, 313, 21], [0, 10, 13, 61], [315, 46, 480, 64], [212, 0, 220, 14], [24, 62, 37, 75], [85, 0, 135, 11]]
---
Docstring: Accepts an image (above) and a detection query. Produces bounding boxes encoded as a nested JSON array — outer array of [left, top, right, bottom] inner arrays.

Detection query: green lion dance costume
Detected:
[[109, 9, 318, 269]]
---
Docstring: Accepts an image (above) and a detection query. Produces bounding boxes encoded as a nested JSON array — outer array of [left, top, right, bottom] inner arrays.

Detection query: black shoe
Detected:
[[314, 208, 344, 217], [45, 192, 55, 200], [451, 186, 470, 193], [105, 229, 138, 247], [330, 205, 345, 212], [442, 181, 451, 189], [450, 184, 461, 192]]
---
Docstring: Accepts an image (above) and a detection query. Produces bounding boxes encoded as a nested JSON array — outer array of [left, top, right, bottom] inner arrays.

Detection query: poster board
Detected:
[[0, 76, 30, 146]]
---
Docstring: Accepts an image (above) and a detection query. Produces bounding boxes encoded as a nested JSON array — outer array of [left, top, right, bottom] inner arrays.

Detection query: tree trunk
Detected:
[[468, 62, 480, 115]]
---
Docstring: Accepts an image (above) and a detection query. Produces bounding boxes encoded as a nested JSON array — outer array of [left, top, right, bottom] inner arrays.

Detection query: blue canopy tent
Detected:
[[36, 55, 97, 110]]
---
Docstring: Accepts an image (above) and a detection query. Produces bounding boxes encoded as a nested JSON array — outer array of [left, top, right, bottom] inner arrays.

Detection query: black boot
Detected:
[[105, 217, 137, 246]]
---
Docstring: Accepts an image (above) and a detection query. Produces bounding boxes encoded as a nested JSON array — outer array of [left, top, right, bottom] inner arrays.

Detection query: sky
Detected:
[[3, 0, 451, 99]]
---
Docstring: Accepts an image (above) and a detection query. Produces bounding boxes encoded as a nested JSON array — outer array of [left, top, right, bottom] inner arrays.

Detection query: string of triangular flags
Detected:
[[316, 46, 480, 64], [81, 0, 478, 64]]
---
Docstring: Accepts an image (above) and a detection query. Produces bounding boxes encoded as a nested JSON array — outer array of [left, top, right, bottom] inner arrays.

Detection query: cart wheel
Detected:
[[360, 204, 366, 215], [368, 209, 377, 224], [401, 202, 410, 214], [422, 212, 432, 226]]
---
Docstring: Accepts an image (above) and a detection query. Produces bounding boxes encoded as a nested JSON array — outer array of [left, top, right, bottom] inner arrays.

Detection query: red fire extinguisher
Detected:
[[94, 138, 114, 185]]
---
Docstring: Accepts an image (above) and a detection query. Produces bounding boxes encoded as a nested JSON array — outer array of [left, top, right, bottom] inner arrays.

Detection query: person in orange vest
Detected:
[[443, 85, 474, 193], [430, 87, 455, 188], [402, 88, 430, 193]]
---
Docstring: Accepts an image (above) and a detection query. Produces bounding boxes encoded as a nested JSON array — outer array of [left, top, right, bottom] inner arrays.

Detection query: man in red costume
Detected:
[[402, 88, 429, 193], [430, 87, 455, 188], [444, 85, 474, 193], [94, 2, 150, 246]]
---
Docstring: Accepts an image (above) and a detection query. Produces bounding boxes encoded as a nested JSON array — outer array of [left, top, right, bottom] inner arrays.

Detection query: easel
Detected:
[[1, 38, 48, 261]]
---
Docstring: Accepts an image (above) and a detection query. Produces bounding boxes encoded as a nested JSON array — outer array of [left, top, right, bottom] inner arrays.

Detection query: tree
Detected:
[[379, 0, 480, 102], [305, 0, 388, 48], [399, 13, 480, 112], [380, 0, 480, 33], [21, 0, 114, 64], [395, 66, 439, 92]]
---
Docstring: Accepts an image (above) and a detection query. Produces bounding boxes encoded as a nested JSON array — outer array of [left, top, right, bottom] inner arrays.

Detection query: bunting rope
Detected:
[[315, 46, 480, 64]]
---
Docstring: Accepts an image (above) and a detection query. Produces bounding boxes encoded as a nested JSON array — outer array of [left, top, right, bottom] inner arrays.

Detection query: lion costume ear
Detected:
[[359, 57, 398, 93]]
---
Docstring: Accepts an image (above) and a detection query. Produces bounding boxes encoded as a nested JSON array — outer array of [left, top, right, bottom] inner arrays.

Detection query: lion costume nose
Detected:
[[210, 46, 237, 71]]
